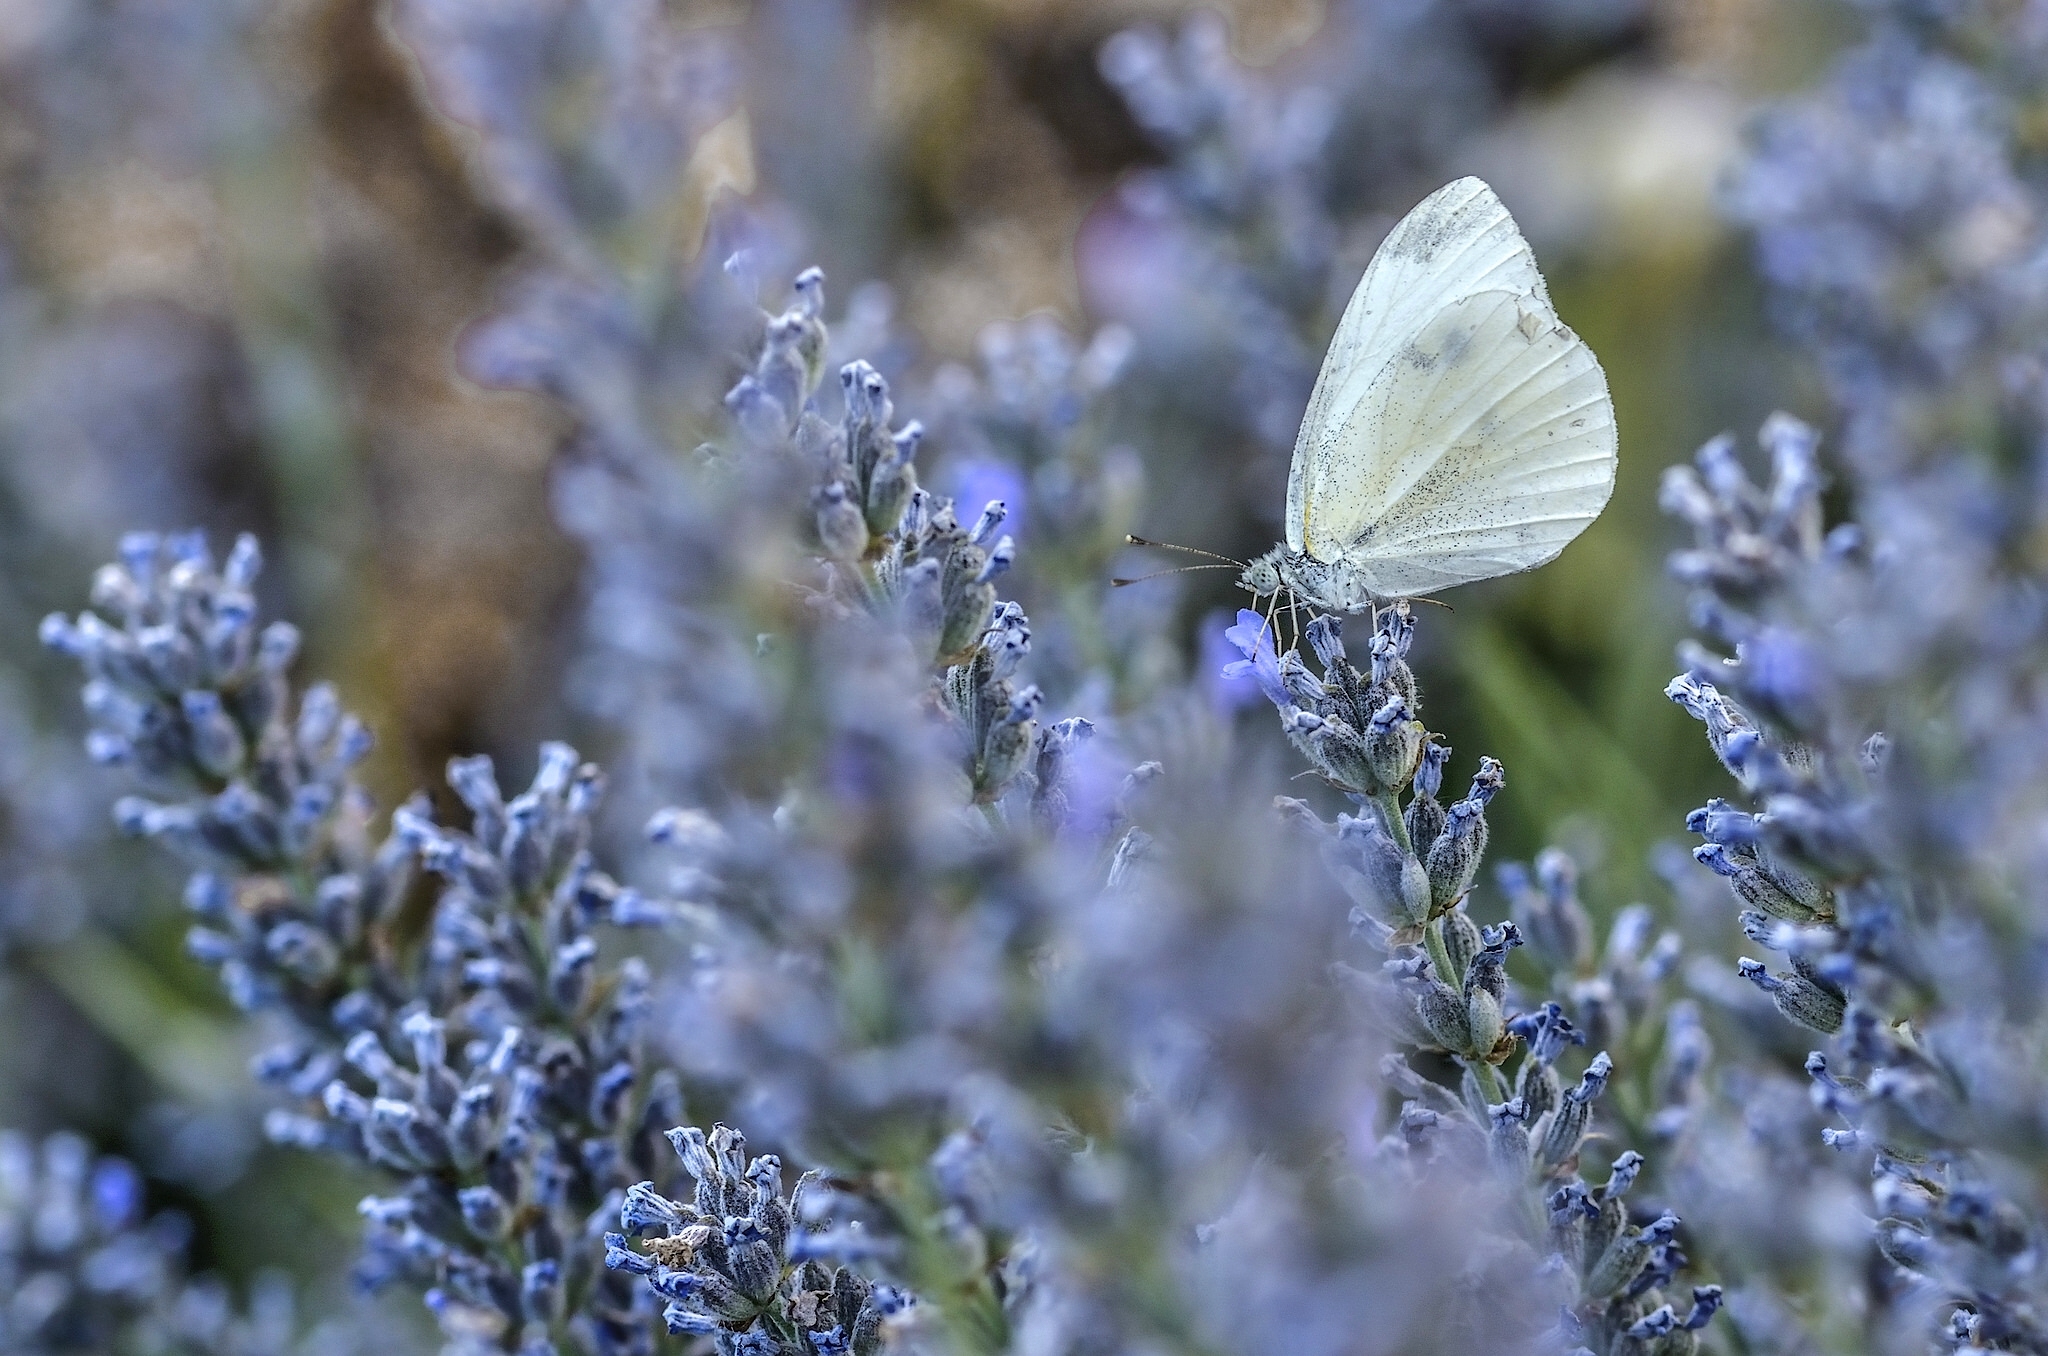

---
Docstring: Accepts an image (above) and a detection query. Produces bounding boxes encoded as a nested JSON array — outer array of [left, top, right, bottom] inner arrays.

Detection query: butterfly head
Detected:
[[1240, 548, 1287, 600]]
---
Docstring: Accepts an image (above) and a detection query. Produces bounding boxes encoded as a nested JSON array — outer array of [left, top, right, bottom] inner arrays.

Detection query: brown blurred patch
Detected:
[[869, 0, 1332, 356], [302, 0, 578, 803]]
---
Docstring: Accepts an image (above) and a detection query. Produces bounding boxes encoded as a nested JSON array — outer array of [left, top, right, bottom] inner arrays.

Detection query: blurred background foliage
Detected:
[[0, 0, 1872, 1324]]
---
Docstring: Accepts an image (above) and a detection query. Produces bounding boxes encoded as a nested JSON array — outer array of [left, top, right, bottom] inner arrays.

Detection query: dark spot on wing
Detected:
[[1399, 322, 1475, 371], [1388, 198, 1455, 263]]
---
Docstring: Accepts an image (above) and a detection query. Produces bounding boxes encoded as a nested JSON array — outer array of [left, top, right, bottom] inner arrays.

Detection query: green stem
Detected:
[[879, 1169, 1009, 1356], [1372, 790, 1412, 856], [1466, 1056, 1507, 1106], [1422, 915, 1457, 988]]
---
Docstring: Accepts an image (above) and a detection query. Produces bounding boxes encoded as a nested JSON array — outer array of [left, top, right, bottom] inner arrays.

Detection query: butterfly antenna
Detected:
[[1405, 595, 1455, 612], [1111, 563, 1241, 587], [1125, 535, 1246, 567]]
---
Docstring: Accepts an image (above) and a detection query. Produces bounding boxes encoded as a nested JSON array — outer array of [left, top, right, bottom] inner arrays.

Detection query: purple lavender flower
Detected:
[[1221, 607, 1287, 709]]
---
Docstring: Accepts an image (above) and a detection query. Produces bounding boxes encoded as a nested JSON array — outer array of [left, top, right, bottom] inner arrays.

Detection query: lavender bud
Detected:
[[1515, 1056, 1561, 1126], [865, 451, 917, 539], [1488, 1098, 1531, 1174], [1331, 812, 1429, 928], [937, 580, 997, 665], [458, 1185, 510, 1239], [1425, 760, 1502, 911], [1404, 742, 1451, 853], [1282, 709, 1375, 795], [1363, 697, 1423, 795], [816, 483, 869, 562], [1538, 1053, 1612, 1169], [967, 498, 1006, 547], [724, 1217, 780, 1304], [1511, 848, 1592, 972], [522, 1260, 563, 1325], [974, 535, 1016, 586], [604, 1232, 657, 1276], [1305, 614, 1346, 668], [1416, 979, 1473, 1053], [1586, 1212, 1679, 1299], [1693, 841, 1824, 922], [179, 690, 247, 778], [448, 1085, 497, 1171], [1277, 651, 1327, 709], [1603, 1151, 1643, 1201], [1737, 959, 1845, 1033]]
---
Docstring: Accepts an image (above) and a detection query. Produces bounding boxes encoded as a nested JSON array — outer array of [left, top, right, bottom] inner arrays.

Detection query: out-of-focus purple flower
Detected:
[[0, 1130, 362, 1351], [1204, 608, 1264, 712], [1221, 607, 1287, 709]]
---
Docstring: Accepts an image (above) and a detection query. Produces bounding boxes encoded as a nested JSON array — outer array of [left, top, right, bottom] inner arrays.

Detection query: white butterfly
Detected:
[[1238, 176, 1617, 614]]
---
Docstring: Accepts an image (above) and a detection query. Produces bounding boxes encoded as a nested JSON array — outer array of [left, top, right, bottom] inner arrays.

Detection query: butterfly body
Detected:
[[1242, 176, 1617, 615], [1241, 546, 1380, 614]]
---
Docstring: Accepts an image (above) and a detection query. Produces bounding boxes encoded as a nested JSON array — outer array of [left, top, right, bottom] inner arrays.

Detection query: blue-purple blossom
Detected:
[[1221, 608, 1287, 708]]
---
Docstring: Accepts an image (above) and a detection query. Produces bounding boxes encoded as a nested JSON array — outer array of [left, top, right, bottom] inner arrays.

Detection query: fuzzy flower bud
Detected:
[[1425, 759, 1504, 912], [1737, 958, 1845, 1033], [1363, 696, 1424, 795]]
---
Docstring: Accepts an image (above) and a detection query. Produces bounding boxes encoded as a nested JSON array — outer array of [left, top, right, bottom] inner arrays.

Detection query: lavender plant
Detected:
[[454, 186, 1714, 1350], [40, 530, 895, 1355], [1664, 412, 2048, 1352], [572, 269, 1108, 1350], [1230, 604, 1720, 1354], [1648, 2, 2048, 1350], [2, 1128, 195, 1353], [386, 19, 1131, 1322], [32, 4, 2048, 1355], [554, 259, 1698, 1355]]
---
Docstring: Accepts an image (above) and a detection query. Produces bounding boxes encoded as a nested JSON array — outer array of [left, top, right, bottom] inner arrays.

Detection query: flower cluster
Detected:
[[727, 269, 1091, 815], [1, 1129, 191, 1352], [41, 530, 895, 1354], [913, 314, 1143, 700], [1664, 409, 2048, 1350], [1234, 602, 1718, 1354], [0, 1128, 360, 1356], [1233, 607, 1505, 939], [604, 1122, 904, 1352], [39, 532, 399, 1022], [579, 270, 1116, 1343]]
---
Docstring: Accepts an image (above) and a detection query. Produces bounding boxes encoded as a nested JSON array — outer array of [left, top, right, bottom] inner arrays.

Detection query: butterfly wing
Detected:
[[1284, 177, 1616, 596]]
